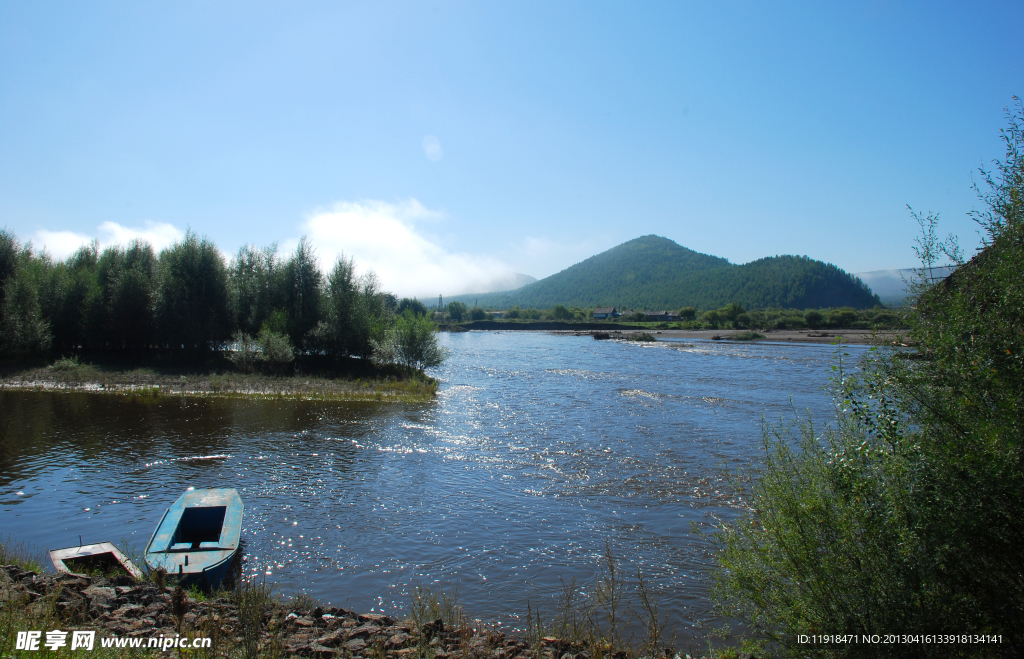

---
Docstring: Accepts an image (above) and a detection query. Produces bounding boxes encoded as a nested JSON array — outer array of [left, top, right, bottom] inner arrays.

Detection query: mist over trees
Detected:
[[0, 229, 446, 374]]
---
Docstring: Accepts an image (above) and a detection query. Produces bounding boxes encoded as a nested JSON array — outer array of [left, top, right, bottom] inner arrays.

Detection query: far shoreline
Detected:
[[0, 364, 438, 403], [543, 327, 905, 345]]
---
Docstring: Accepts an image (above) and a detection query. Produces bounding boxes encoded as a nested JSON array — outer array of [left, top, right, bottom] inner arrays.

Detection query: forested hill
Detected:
[[450, 235, 881, 310]]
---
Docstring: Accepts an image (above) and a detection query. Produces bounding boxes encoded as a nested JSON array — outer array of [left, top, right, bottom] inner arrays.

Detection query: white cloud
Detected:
[[96, 221, 183, 251], [301, 199, 526, 299], [33, 221, 184, 259], [421, 135, 443, 161], [33, 229, 93, 259]]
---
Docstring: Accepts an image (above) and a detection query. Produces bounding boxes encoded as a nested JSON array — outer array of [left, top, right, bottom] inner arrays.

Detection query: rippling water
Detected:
[[0, 332, 863, 640]]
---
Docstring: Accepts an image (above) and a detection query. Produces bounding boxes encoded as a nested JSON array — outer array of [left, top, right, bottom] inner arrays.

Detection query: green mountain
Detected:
[[450, 235, 881, 310]]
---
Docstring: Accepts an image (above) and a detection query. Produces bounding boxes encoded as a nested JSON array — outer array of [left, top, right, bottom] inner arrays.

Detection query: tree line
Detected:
[[440, 301, 902, 330], [0, 231, 448, 372]]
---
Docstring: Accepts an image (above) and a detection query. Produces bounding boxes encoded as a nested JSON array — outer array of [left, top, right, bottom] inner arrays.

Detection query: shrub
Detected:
[[551, 304, 573, 320], [372, 310, 451, 371], [701, 309, 721, 328], [713, 99, 1024, 656], [446, 301, 467, 321], [258, 329, 294, 373], [227, 332, 260, 373]]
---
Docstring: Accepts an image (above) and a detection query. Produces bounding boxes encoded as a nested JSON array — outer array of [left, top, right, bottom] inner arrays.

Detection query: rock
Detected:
[[343, 637, 367, 653], [358, 612, 395, 625], [113, 604, 143, 619], [84, 586, 117, 602], [292, 616, 316, 628], [287, 642, 335, 658], [386, 632, 410, 649], [347, 624, 382, 639], [314, 630, 347, 648]]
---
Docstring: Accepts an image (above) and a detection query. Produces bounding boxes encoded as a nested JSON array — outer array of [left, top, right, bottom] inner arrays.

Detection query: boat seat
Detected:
[[199, 541, 220, 549], [170, 542, 191, 551]]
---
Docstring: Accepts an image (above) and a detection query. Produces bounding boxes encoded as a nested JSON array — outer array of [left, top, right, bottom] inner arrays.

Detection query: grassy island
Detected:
[[0, 354, 439, 403]]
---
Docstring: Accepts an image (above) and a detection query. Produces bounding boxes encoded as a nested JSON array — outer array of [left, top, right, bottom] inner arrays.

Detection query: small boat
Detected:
[[49, 541, 144, 580], [144, 488, 243, 589]]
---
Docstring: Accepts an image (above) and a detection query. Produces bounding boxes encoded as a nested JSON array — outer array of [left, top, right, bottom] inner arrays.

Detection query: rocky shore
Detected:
[[2, 565, 688, 659]]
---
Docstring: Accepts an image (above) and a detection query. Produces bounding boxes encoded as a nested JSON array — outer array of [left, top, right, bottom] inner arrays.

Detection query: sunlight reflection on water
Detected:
[[0, 333, 863, 641]]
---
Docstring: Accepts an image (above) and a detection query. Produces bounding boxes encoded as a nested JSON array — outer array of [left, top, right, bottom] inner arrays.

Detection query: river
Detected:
[[0, 332, 864, 642]]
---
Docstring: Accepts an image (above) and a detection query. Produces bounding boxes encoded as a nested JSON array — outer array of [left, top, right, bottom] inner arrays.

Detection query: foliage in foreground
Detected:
[[713, 99, 1024, 658]]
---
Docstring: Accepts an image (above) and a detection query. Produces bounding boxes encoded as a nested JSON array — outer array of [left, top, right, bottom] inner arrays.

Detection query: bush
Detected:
[[803, 309, 824, 328], [372, 310, 451, 371], [469, 306, 487, 321], [228, 332, 260, 373], [446, 301, 467, 321], [700, 309, 721, 328], [713, 100, 1024, 656], [551, 304, 573, 320], [258, 329, 294, 373]]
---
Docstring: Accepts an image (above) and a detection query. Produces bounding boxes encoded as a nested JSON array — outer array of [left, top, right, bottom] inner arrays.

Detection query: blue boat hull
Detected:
[[144, 488, 244, 590]]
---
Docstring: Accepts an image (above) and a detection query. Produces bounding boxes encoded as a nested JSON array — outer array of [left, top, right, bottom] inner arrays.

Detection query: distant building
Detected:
[[644, 310, 680, 321], [593, 307, 617, 319]]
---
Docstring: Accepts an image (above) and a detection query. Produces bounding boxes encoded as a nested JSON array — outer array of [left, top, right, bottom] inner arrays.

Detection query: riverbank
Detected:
[[551, 327, 905, 345], [0, 562, 724, 659], [0, 362, 438, 403]]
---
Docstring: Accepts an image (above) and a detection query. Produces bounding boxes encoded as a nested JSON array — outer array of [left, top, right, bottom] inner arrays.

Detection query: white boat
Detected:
[[49, 541, 144, 580]]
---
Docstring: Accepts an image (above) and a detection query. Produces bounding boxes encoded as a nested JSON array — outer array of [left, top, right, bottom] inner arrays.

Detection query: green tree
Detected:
[[803, 309, 824, 329], [281, 237, 323, 349], [156, 231, 231, 353], [230, 243, 283, 337], [469, 306, 487, 320], [678, 307, 696, 321], [718, 302, 745, 323], [310, 257, 391, 358], [827, 308, 857, 328], [446, 301, 468, 321], [551, 304, 573, 320], [0, 243, 51, 358], [700, 309, 720, 328], [398, 298, 428, 316], [95, 240, 157, 352], [372, 309, 450, 371], [38, 243, 101, 352]]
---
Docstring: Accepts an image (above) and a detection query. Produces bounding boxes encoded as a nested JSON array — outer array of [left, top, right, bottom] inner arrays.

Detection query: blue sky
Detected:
[[1, 1, 1021, 297]]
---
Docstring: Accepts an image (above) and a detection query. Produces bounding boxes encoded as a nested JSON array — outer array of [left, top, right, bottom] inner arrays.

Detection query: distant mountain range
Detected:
[[854, 267, 955, 305], [448, 235, 882, 310]]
